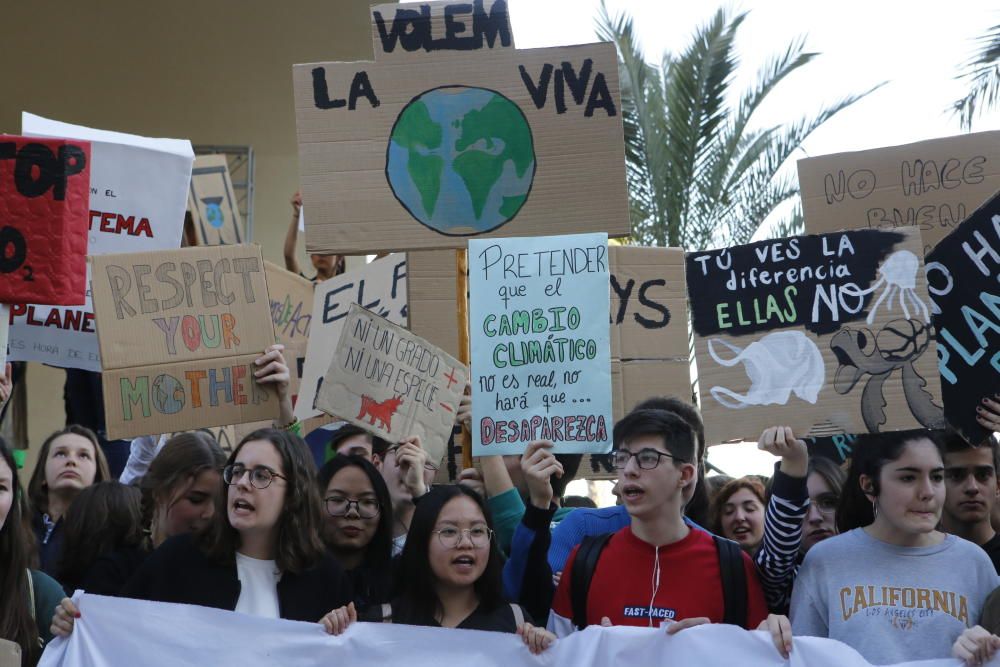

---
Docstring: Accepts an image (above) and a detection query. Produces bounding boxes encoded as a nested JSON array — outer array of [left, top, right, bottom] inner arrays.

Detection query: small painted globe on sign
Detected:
[[151, 374, 185, 415], [877, 319, 930, 362], [386, 86, 536, 236]]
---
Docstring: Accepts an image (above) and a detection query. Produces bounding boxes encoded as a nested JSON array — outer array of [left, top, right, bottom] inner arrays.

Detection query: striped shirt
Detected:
[[754, 469, 809, 614]]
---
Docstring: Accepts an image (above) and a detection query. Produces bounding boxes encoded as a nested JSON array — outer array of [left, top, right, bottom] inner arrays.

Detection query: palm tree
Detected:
[[952, 24, 1000, 131], [597, 4, 878, 250]]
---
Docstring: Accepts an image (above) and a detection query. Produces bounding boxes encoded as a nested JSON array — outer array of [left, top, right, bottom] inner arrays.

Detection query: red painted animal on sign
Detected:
[[357, 394, 403, 432]]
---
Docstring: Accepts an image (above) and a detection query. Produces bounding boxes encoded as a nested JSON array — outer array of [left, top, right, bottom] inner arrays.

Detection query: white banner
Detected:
[[10, 113, 193, 371], [39, 594, 972, 667], [295, 254, 408, 421]]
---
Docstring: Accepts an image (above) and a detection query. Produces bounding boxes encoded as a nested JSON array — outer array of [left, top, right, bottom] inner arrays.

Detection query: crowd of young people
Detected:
[[1, 209, 1000, 664]]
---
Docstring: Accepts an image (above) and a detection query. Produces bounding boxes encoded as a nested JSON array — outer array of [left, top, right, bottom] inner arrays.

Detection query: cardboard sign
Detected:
[[0, 136, 91, 305], [469, 233, 612, 455], [91, 245, 277, 439], [170, 425, 238, 454], [188, 155, 244, 246], [11, 113, 193, 371], [686, 227, 945, 444], [315, 303, 466, 463], [798, 131, 1000, 254], [926, 191, 1000, 444], [295, 254, 408, 421], [264, 261, 314, 400], [293, 0, 628, 254]]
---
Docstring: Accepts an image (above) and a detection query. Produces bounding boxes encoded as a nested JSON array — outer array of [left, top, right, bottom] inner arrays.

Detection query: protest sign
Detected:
[[411, 244, 686, 469], [315, 303, 465, 462], [264, 261, 313, 399], [0, 136, 91, 305], [91, 245, 277, 439], [798, 131, 1000, 254], [469, 233, 612, 455], [686, 227, 945, 444], [926, 190, 1000, 444], [39, 593, 948, 667], [295, 254, 408, 421], [169, 425, 237, 453], [292, 0, 628, 255], [11, 113, 193, 371], [188, 154, 243, 245]]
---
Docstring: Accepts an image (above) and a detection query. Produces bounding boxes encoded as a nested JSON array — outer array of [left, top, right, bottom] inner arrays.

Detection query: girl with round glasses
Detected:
[[316, 455, 394, 608], [321, 485, 556, 654], [52, 429, 352, 635]]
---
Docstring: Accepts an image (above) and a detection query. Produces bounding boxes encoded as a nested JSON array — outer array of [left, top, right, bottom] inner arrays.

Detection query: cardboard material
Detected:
[[468, 233, 613, 455], [0, 136, 91, 305], [12, 113, 193, 371], [92, 245, 277, 439], [926, 190, 1000, 444], [686, 227, 945, 444], [293, 0, 628, 254], [296, 254, 408, 421], [170, 425, 238, 453], [188, 155, 244, 246], [315, 303, 466, 465], [798, 131, 1000, 254], [264, 261, 314, 404]]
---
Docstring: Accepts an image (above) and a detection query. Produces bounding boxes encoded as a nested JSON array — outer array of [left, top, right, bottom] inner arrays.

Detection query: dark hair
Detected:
[[837, 429, 946, 533], [394, 485, 505, 623], [562, 495, 597, 509], [27, 425, 111, 515], [633, 396, 706, 461], [0, 439, 40, 664], [808, 455, 847, 500], [317, 455, 394, 576], [551, 454, 583, 500], [709, 476, 766, 536], [942, 429, 1000, 473], [56, 481, 145, 592], [201, 429, 326, 573], [140, 431, 225, 532], [328, 424, 372, 454], [613, 408, 696, 464]]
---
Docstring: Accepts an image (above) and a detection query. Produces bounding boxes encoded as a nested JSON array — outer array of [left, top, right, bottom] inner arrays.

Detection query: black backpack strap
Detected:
[[570, 533, 613, 630], [714, 535, 748, 628]]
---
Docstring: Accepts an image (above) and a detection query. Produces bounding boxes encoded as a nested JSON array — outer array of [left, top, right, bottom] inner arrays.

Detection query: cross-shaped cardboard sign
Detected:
[[292, 0, 629, 255]]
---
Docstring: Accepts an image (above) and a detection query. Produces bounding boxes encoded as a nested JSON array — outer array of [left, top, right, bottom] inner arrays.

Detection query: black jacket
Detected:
[[121, 534, 352, 622]]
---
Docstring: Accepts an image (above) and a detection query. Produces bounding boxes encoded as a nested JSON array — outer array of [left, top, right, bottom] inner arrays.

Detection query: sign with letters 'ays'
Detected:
[[468, 233, 613, 456], [686, 227, 945, 444], [293, 0, 628, 254], [92, 245, 278, 439], [0, 136, 90, 305], [926, 190, 1000, 444], [188, 155, 244, 246], [315, 303, 466, 464], [798, 131, 1000, 255]]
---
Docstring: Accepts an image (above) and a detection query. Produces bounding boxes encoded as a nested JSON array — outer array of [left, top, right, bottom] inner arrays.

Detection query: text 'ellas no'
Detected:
[[310, 1, 617, 118]]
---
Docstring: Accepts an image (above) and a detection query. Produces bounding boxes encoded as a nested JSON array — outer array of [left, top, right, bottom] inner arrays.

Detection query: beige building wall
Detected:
[[0, 0, 377, 472]]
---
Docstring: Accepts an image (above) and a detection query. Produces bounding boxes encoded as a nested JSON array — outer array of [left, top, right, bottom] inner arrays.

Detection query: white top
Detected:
[[392, 533, 407, 557], [234, 552, 282, 619], [119, 434, 168, 485]]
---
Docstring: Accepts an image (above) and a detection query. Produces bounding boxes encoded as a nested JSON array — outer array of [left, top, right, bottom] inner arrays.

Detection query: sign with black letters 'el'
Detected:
[[293, 0, 629, 254]]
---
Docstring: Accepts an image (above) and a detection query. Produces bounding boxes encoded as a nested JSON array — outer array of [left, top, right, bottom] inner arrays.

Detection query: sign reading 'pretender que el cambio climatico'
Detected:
[[469, 233, 612, 455]]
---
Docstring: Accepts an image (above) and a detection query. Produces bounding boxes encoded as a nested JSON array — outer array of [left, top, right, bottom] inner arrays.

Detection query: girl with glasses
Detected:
[[321, 485, 556, 654], [752, 427, 846, 614], [52, 428, 352, 635], [317, 455, 394, 608]]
